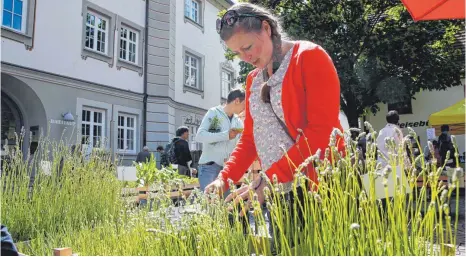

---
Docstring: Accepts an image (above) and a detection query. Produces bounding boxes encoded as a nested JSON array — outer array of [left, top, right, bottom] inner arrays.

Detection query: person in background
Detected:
[[406, 135, 422, 170], [136, 146, 151, 164], [424, 140, 441, 163], [438, 124, 455, 168], [171, 127, 195, 176], [156, 145, 168, 169], [376, 110, 403, 167], [196, 88, 245, 192]]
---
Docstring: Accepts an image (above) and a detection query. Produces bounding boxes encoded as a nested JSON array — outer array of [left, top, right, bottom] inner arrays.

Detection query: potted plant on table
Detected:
[[134, 154, 158, 205], [208, 116, 221, 133]]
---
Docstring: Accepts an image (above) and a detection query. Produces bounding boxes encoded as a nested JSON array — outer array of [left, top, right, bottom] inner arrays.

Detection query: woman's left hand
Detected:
[[224, 176, 266, 216]]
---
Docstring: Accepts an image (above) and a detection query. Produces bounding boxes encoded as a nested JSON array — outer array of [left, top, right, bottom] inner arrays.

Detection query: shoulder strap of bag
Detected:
[[269, 102, 295, 143]]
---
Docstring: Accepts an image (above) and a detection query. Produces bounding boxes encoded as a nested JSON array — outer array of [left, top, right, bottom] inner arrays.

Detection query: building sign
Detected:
[[182, 114, 202, 151], [50, 119, 76, 126], [397, 120, 429, 129], [183, 115, 202, 126]]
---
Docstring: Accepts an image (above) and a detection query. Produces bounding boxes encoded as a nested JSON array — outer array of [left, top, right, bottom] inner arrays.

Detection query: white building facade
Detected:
[[1, 0, 241, 164], [145, 0, 239, 151], [1, 0, 146, 164]]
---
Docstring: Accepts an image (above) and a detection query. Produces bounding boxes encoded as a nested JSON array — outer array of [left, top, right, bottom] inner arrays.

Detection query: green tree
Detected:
[[227, 0, 464, 126], [236, 61, 255, 85]]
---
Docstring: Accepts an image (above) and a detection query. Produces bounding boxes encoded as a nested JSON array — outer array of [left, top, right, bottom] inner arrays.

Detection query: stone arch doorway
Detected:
[[1, 92, 23, 152], [1, 72, 47, 157]]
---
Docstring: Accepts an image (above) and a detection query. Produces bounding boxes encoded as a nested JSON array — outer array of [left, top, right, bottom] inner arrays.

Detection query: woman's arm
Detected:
[[268, 45, 343, 181], [219, 71, 259, 187]]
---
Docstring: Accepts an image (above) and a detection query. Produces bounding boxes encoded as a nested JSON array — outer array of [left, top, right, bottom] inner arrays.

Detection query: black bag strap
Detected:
[[268, 102, 295, 143]]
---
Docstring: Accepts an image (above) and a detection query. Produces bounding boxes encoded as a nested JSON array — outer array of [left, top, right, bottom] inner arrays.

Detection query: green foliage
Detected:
[[1, 134, 123, 243], [218, 9, 227, 18], [224, 48, 237, 61], [238, 0, 465, 126], [135, 155, 191, 186], [4, 127, 463, 256], [208, 115, 222, 131], [134, 154, 158, 186], [237, 61, 255, 86]]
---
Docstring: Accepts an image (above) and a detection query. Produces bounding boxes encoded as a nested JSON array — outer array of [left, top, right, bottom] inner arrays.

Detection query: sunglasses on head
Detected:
[[216, 10, 260, 34]]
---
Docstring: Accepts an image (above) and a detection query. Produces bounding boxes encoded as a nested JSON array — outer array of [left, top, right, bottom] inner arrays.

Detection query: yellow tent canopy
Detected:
[[429, 98, 465, 136]]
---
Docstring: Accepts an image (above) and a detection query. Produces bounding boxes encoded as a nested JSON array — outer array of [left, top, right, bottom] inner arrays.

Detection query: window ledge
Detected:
[[81, 48, 113, 67], [1, 27, 33, 50], [116, 59, 143, 76], [117, 150, 137, 155], [183, 85, 204, 98], [184, 16, 204, 33]]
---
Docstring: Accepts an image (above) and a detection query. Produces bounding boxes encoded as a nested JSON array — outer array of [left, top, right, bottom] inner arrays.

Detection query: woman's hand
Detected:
[[204, 178, 225, 196], [225, 176, 266, 216]]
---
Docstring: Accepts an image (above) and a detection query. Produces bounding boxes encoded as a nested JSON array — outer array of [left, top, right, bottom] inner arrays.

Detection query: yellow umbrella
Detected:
[[429, 98, 465, 136]]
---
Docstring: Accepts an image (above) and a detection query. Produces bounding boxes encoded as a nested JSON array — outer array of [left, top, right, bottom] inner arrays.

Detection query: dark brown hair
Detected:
[[219, 3, 284, 103], [226, 87, 246, 104], [386, 110, 399, 124]]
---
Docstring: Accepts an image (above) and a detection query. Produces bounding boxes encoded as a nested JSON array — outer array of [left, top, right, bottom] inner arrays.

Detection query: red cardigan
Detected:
[[220, 41, 344, 186]]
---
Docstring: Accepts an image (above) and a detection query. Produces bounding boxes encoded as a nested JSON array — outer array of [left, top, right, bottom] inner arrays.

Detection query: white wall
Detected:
[[366, 85, 465, 154], [1, 0, 145, 93], [175, 0, 240, 109]]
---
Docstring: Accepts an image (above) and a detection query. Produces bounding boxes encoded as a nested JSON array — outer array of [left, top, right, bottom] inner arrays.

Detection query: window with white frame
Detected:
[[221, 69, 233, 99], [2, 0, 27, 32], [1, 0, 35, 49], [81, 108, 105, 148], [184, 0, 199, 23], [184, 53, 201, 89], [81, 1, 115, 64], [84, 11, 109, 54], [117, 114, 136, 152], [116, 17, 143, 74], [119, 26, 138, 64]]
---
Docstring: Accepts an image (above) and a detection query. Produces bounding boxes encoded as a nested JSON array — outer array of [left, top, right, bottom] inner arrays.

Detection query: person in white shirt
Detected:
[[376, 110, 403, 167], [196, 89, 245, 192]]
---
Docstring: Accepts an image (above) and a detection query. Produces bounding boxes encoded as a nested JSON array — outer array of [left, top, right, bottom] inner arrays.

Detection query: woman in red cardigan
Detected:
[[206, 3, 344, 206]]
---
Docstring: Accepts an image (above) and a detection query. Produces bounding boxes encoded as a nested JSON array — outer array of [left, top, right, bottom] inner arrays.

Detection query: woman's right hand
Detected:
[[204, 178, 225, 196]]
